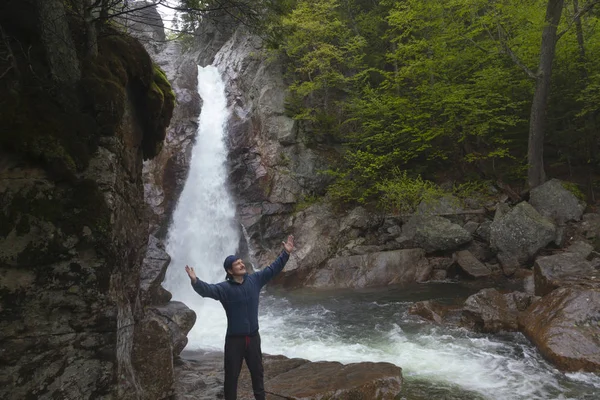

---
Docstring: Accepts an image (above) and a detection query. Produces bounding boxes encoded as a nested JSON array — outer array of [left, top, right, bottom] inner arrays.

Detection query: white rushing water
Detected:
[[164, 65, 239, 345], [164, 66, 600, 400]]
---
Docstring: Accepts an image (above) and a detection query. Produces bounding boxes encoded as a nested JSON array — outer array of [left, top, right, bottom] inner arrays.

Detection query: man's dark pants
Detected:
[[224, 333, 264, 400]]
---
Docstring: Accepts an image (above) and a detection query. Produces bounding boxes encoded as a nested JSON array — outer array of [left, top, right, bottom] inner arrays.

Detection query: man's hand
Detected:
[[185, 265, 197, 282], [282, 235, 294, 254]]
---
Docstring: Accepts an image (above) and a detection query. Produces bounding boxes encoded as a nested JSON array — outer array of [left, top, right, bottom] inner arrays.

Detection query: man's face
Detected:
[[228, 259, 246, 276]]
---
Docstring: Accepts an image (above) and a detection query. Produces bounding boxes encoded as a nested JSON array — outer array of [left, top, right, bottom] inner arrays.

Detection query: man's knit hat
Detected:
[[223, 255, 237, 272]]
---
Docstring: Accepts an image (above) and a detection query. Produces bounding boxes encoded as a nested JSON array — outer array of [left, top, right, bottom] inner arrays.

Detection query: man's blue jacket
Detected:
[[191, 251, 289, 336]]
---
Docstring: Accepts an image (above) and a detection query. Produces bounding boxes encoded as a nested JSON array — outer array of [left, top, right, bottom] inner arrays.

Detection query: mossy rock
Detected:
[[0, 21, 175, 178]]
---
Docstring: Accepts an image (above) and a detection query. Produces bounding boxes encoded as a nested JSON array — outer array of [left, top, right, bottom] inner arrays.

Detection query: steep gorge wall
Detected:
[[0, 2, 179, 398]]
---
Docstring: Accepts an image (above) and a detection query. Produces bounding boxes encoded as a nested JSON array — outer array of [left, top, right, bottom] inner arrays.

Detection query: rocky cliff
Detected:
[[0, 2, 179, 398]]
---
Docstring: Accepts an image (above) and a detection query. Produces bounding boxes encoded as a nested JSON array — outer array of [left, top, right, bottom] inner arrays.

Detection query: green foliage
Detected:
[[376, 169, 446, 214], [294, 194, 321, 212], [264, 0, 600, 207], [561, 181, 587, 201]]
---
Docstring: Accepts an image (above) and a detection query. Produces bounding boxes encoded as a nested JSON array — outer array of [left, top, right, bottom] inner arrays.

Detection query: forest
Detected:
[[245, 0, 600, 210]]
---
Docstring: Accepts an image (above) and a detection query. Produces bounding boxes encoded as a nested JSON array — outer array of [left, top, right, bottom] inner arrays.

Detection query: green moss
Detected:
[[140, 63, 175, 159], [560, 181, 586, 201], [294, 194, 321, 213]]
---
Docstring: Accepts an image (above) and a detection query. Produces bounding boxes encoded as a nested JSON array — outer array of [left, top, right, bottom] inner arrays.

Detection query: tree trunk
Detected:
[[573, 0, 598, 200], [527, 0, 564, 189]]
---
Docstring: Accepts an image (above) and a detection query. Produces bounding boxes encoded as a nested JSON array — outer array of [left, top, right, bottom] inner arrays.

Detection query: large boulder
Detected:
[[306, 249, 431, 288], [529, 179, 585, 224], [490, 202, 556, 264], [519, 286, 600, 372], [461, 289, 538, 333], [401, 215, 472, 253], [409, 300, 463, 325], [533, 252, 599, 296]]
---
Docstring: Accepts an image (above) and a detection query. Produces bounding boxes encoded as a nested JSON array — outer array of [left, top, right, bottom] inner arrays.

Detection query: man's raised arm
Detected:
[[255, 235, 294, 287], [185, 265, 224, 300]]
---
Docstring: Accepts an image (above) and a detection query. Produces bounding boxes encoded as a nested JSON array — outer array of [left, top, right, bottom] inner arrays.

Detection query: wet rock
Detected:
[[401, 215, 472, 253], [307, 249, 431, 289], [529, 179, 585, 224], [139, 25, 202, 238], [176, 351, 402, 400], [454, 250, 492, 278], [519, 286, 600, 373], [533, 252, 599, 296], [208, 26, 333, 266], [260, 358, 402, 400], [461, 289, 538, 333], [150, 301, 196, 356], [409, 301, 462, 324], [140, 235, 172, 305], [490, 202, 556, 264]]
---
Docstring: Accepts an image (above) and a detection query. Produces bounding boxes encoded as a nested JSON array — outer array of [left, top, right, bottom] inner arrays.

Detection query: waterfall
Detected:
[[164, 65, 236, 349]]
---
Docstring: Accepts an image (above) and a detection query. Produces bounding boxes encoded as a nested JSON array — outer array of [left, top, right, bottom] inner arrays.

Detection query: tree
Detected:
[[527, 0, 565, 189]]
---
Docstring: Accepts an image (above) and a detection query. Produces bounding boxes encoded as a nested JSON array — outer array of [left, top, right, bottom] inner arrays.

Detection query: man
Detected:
[[184, 235, 294, 400]]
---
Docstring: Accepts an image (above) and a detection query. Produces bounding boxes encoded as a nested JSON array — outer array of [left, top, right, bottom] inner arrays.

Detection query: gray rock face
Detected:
[[529, 179, 585, 223], [401, 215, 472, 253], [140, 235, 173, 305], [340, 206, 381, 231], [0, 94, 152, 399], [461, 289, 538, 333], [306, 249, 431, 288], [197, 26, 334, 268], [277, 204, 339, 277], [490, 202, 556, 264], [533, 252, 599, 296], [142, 38, 201, 238]]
